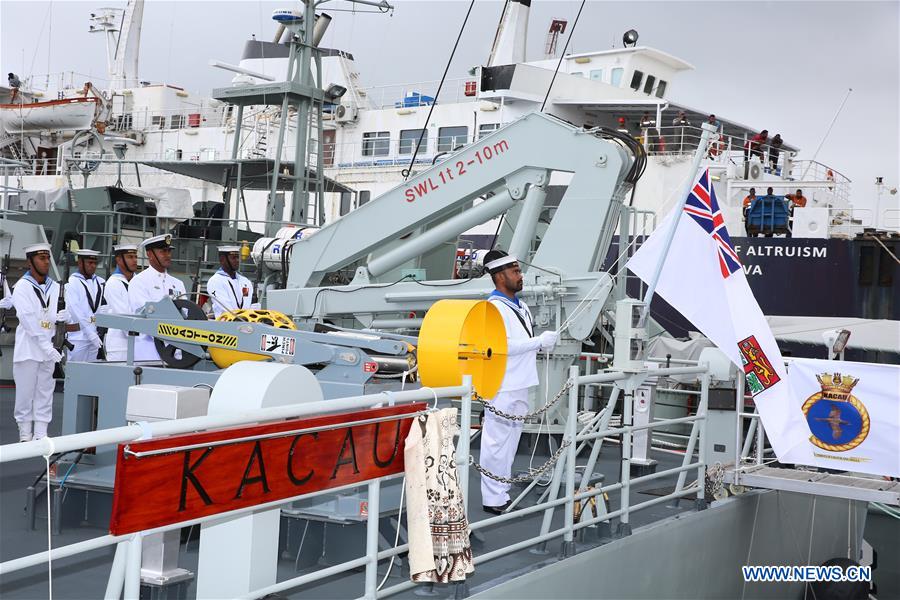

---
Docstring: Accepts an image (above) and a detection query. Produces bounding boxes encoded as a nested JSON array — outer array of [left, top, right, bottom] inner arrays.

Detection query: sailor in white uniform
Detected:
[[66, 249, 106, 362], [100, 243, 138, 361], [479, 250, 558, 513], [205, 245, 257, 318], [10, 243, 69, 441], [128, 234, 186, 361]]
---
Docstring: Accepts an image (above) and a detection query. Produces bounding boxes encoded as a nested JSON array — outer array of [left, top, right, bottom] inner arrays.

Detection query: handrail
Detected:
[[0, 357, 714, 600]]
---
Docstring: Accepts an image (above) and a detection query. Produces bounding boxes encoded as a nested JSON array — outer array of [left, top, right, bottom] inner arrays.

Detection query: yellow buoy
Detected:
[[208, 309, 297, 369], [418, 300, 507, 399]]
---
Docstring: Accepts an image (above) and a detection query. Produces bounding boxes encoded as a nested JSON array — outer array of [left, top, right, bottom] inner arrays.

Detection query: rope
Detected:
[[540, 0, 586, 112], [866, 234, 900, 265], [402, 0, 476, 179]]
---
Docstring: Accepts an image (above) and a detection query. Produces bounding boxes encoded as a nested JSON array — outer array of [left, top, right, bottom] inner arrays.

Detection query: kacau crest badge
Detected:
[[802, 372, 869, 452]]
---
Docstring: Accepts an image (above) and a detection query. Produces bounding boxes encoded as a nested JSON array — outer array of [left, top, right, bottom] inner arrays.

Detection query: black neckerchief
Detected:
[[490, 294, 534, 337], [30, 284, 51, 309], [79, 278, 104, 313]]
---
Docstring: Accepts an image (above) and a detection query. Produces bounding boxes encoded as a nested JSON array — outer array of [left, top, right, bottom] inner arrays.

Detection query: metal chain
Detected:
[[705, 462, 726, 501], [469, 440, 571, 485], [475, 379, 574, 423]]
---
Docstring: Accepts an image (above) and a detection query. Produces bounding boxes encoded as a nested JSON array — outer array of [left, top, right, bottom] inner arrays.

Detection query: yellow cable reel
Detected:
[[208, 309, 297, 369], [418, 300, 507, 399]]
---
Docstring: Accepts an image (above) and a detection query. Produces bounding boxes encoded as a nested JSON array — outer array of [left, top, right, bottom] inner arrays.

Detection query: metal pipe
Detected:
[[696, 372, 710, 503], [456, 375, 473, 510], [364, 479, 380, 599], [384, 283, 556, 303], [242, 556, 369, 600], [125, 411, 424, 458], [310, 13, 332, 47], [576, 414, 702, 443], [507, 183, 548, 261], [1, 385, 468, 463], [638, 121, 717, 328], [576, 387, 620, 493], [674, 374, 707, 495], [123, 534, 142, 600], [272, 24, 285, 44], [734, 375, 744, 466], [563, 366, 578, 547], [367, 189, 516, 277], [621, 384, 633, 528], [103, 541, 128, 600], [369, 318, 424, 330]]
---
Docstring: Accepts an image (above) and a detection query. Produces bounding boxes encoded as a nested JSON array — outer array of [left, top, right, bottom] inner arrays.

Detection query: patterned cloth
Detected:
[[404, 408, 474, 583]]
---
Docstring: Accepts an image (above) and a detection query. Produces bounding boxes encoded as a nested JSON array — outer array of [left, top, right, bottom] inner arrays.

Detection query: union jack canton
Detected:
[[682, 169, 743, 278]]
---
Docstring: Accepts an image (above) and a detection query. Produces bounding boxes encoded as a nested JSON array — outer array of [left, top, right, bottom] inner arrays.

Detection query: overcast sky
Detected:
[[2, 0, 898, 210]]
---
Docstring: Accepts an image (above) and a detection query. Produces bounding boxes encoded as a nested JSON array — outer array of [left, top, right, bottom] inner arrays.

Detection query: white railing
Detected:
[[0, 382, 472, 600], [358, 77, 477, 110], [0, 359, 713, 600]]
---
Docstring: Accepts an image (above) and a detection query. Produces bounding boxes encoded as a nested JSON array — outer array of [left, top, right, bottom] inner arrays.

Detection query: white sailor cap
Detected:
[[217, 245, 241, 254], [483, 249, 519, 273], [113, 243, 138, 254], [75, 249, 101, 258], [140, 234, 174, 250], [24, 242, 52, 255]]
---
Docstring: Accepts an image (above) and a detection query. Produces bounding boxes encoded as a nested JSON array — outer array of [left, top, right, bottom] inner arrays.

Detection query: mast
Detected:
[[487, 0, 531, 67], [88, 0, 145, 89]]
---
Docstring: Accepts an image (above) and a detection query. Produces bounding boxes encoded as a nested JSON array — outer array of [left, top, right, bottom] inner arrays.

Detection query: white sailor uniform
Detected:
[[127, 266, 186, 361], [11, 273, 63, 440], [479, 291, 545, 507], [66, 271, 106, 362], [205, 268, 255, 318], [101, 268, 132, 361]]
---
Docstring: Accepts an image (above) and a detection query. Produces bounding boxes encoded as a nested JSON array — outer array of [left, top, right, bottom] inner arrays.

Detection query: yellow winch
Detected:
[[417, 299, 508, 399], [208, 309, 297, 369]]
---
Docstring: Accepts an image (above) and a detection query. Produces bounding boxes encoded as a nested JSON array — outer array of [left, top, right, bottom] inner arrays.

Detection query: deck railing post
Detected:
[[363, 479, 381, 599], [561, 365, 579, 557], [696, 368, 710, 509], [123, 534, 142, 600], [104, 541, 128, 600], [618, 380, 633, 537], [456, 375, 474, 510]]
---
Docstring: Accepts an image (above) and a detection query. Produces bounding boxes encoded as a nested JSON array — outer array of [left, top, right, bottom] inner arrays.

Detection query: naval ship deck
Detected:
[[0, 387, 699, 599]]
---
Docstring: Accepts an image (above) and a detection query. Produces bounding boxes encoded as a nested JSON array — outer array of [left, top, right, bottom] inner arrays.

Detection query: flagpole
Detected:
[[638, 121, 718, 329]]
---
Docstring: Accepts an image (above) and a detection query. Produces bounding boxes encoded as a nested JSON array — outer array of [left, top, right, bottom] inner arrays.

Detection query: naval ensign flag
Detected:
[[627, 168, 815, 465]]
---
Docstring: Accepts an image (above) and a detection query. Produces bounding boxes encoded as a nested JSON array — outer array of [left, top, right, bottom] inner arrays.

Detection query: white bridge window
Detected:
[[362, 131, 390, 157], [438, 126, 468, 152], [478, 123, 500, 139], [399, 129, 427, 155], [610, 67, 624, 87]]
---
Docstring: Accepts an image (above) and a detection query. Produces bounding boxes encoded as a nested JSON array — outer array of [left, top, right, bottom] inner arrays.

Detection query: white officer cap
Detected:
[[74, 249, 101, 258], [23, 243, 51, 255], [218, 245, 241, 254], [140, 234, 174, 250], [113, 243, 138, 254]]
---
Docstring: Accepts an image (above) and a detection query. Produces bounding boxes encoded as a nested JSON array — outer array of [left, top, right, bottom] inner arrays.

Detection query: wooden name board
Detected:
[[109, 403, 424, 535]]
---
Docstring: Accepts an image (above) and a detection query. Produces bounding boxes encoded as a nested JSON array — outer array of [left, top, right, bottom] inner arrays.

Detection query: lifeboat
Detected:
[[0, 97, 99, 133]]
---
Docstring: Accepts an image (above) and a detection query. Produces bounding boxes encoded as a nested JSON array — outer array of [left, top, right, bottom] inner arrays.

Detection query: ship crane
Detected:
[[260, 111, 649, 424]]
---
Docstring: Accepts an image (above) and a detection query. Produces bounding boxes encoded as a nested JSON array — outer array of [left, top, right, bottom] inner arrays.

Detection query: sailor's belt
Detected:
[[40, 321, 51, 330], [66, 324, 80, 332]]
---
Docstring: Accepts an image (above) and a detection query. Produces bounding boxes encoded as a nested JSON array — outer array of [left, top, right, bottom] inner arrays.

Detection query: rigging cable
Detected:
[[540, 0, 587, 112], [402, 0, 477, 180]]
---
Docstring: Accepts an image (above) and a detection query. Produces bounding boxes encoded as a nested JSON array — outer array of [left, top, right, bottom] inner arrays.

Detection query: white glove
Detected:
[[250, 302, 261, 310], [538, 330, 559, 351], [56, 309, 70, 323], [0, 297, 12, 310], [46, 347, 62, 363], [88, 332, 103, 348]]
